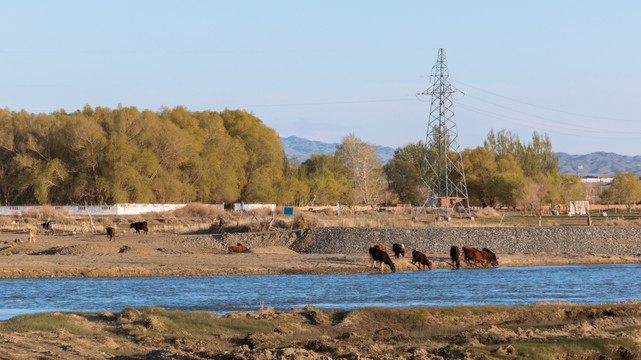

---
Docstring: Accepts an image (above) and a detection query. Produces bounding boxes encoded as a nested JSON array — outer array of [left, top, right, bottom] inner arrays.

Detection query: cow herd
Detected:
[[369, 243, 499, 273], [24, 220, 150, 243]]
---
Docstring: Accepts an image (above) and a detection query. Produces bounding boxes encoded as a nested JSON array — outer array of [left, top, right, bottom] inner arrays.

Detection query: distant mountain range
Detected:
[[281, 136, 395, 163], [281, 136, 641, 175], [556, 152, 641, 176]]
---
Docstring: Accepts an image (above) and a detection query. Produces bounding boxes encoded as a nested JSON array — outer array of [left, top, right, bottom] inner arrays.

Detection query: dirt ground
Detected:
[[1, 230, 640, 279]]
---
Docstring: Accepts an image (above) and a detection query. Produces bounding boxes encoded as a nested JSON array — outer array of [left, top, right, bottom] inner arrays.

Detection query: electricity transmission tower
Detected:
[[414, 48, 472, 221]]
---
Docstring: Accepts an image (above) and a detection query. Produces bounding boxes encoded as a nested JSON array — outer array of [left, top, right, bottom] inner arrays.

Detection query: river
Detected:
[[1, 264, 640, 320]]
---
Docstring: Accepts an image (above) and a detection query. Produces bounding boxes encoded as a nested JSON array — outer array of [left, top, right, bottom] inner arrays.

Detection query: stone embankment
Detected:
[[217, 226, 641, 256]]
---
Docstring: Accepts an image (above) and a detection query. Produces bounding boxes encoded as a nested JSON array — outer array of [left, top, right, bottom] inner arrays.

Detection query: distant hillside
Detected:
[[557, 152, 641, 176], [281, 136, 395, 163]]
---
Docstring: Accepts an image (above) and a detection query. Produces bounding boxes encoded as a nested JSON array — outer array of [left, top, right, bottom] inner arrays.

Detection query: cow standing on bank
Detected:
[[462, 246, 485, 267], [368, 247, 396, 272], [392, 243, 405, 258], [450, 246, 461, 269], [130, 221, 149, 234]]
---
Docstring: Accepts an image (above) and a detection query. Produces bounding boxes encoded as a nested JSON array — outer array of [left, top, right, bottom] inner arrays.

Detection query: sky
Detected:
[[1, 1, 640, 156]]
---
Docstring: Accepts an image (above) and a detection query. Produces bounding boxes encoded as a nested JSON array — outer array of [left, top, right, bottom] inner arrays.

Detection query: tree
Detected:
[[335, 134, 385, 206], [383, 159, 419, 204], [462, 146, 496, 207], [602, 171, 641, 212], [300, 154, 351, 206]]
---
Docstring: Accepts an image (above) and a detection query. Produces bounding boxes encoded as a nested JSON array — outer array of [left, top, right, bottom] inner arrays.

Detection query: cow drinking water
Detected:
[[368, 247, 395, 272], [411, 250, 433, 270], [462, 246, 485, 267], [482, 247, 498, 267]]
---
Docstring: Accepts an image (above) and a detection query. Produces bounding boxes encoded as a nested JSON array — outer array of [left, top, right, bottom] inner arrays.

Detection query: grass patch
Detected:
[[0, 312, 100, 336]]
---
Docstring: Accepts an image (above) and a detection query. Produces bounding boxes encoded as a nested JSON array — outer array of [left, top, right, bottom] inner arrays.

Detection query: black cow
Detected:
[[411, 250, 433, 270], [368, 247, 396, 273], [450, 246, 461, 269], [42, 221, 55, 235], [392, 243, 405, 258], [130, 221, 149, 234], [482, 248, 499, 267]]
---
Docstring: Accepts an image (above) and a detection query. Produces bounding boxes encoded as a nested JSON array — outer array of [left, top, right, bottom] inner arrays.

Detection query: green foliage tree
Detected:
[[0, 106, 287, 205], [300, 154, 351, 206], [601, 171, 641, 211], [462, 146, 496, 207]]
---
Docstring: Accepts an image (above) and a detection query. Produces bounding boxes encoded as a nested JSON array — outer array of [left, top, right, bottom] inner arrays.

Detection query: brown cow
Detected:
[[372, 243, 386, 252], [369, 246, 396, 272], [106, 227, 116, 241], [482, 248, 498, 267], [228, 243, 249, 253], [28, 228, 37, 243], [462, 246, 485, 267], [411, 250, 433, 270]]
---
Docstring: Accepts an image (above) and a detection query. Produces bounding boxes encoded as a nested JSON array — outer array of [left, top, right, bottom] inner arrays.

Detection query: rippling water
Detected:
[[1, 264, 640, 320]]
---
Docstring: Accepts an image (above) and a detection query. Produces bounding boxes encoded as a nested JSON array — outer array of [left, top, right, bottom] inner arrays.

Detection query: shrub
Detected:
[[173, 203, 224, 219], [474, 207, 500, 218], [40, 205, 55, 219], [292, 215, 320, 230]]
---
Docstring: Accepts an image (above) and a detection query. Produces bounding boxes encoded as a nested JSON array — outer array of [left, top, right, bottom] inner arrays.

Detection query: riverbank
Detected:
[[1, 231, 640, 278], [1, 302, 640, 359]]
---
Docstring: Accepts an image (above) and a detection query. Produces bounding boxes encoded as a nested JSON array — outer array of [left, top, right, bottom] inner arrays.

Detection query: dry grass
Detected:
[[172, 203, 225, 219], [473, 207, 500, 218]]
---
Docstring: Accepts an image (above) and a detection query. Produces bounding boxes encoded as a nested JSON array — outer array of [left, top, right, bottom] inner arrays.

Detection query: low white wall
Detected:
[[0, 203, 224, 216]]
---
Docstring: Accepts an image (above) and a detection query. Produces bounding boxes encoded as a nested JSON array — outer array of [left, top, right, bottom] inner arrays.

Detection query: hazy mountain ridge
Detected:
[[281, 136, 395, 163], [556, 152, 641, 176], [282, 136, 641, 175]]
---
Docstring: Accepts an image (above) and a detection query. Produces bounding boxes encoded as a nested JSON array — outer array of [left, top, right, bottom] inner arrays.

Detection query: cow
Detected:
[[42, 221, 55, 235], [228, 243, 249, 253], [368, 247, 395, 272], [106, 227, 116, 241], [372, 243, 386, 252], [411, 250, 433, 270], [28, 228, 37, 243], [462, 246, 485, 267], [130, 221, 149, 234], [450, 246, 461, 269], [392, 243, 405, 258], [482, 248, 499, 267]]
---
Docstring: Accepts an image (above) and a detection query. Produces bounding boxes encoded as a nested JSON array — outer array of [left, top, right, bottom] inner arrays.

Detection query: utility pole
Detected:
[[414, 48, 471, 221]]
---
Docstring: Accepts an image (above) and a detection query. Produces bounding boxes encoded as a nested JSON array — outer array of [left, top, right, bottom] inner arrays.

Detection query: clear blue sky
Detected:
[[2, 1, 640, 155]]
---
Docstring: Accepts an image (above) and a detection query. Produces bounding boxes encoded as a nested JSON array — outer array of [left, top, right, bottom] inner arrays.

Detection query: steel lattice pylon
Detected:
[[414, 48, 471, 221]]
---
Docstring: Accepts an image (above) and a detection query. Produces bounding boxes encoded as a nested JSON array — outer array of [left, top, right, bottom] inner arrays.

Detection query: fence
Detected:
[[0, 203, 224, 216]]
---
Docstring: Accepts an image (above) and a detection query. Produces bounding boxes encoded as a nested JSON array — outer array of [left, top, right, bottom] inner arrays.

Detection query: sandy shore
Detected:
[[1, 231, 640, 279]]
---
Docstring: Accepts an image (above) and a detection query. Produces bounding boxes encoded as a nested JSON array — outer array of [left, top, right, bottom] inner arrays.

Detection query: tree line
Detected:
[[1, 106, 639, 210]]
